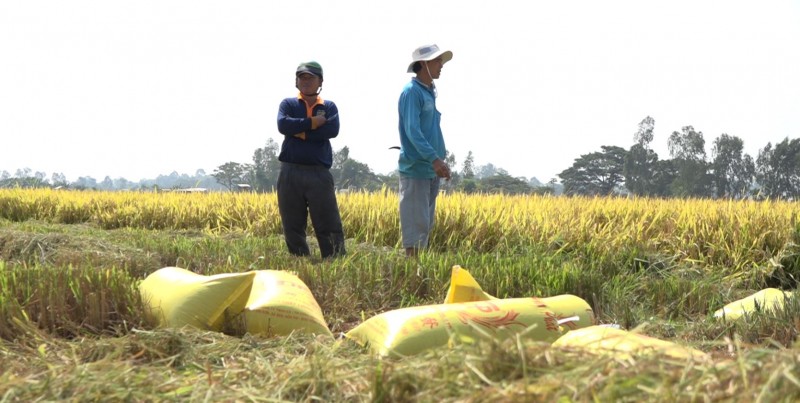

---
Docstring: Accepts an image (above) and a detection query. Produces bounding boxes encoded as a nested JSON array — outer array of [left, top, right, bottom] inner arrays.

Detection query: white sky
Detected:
[[1, 1, 798, 183]]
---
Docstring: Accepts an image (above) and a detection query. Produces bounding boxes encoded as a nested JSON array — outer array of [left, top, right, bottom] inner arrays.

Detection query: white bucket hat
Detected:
[[407, 44, 453, 73]]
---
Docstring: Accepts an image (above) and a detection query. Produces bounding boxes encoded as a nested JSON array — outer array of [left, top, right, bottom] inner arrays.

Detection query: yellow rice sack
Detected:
[[346, 295, 595, 357], [139, 267, 255, 331], [552, 325, 707, 361], [443, 265, 496, 303], [242, 270, 332, 337], [713, 288, 794, 320]]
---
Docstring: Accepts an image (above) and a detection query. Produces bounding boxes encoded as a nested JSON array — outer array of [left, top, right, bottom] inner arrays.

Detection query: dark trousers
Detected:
[[277, 162, 346, 258]]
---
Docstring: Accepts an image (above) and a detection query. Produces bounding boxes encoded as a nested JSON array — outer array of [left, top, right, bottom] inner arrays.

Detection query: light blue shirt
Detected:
[[397, 78, 446, 178]]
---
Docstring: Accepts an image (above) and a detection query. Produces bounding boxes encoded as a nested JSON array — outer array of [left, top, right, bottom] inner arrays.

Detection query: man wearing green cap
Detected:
[[276, 61, 345, 258]]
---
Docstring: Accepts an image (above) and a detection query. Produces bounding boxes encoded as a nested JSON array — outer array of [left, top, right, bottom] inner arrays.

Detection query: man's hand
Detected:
[[433, 159, 451, 180], [310, 115, 327, 130], [293, 132, 306, 140]]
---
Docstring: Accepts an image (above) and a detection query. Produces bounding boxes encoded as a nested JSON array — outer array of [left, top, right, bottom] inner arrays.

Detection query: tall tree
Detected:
[[558, 146, 627, 196], [624, 116, 659, 196], [668, 126, 711, 197], [710, 134, 755, 198], [444, 151, 457, 173], [634, 116, 655, 146], [624, 144, 659, 196], [99, 176, 114, 190], [330, 146, 383, 190], [459, 151, 477, 192], [442, 150, 460, 190], [212, 162, 246, 191], [755, 138, 800, 199], [668, 126, 706, 161], [332, 146, 350, 170], [475, 163, 509, 180], [462, 151, 475, 179], [51, 172, 68, 187], [251, 138, 281, 192], [240, 163, 257, 190], [330, 146, 350, 187], [651, 159, 678, 197], [339, 159, 380, 189]]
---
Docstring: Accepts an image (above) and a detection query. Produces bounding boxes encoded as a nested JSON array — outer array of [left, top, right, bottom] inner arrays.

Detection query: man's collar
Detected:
[[412, 77, 433, 89], [297, 93, 324, 105]]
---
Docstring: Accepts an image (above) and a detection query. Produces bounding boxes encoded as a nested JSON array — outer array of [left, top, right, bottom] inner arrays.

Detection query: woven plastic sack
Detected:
[[552, 325, 707, 361], [713, 288, 794, 320], [443, 265, 496, 303], [242, 270, 332, 337], [346, 294, 595, 357], [139, 267, 255, 331]]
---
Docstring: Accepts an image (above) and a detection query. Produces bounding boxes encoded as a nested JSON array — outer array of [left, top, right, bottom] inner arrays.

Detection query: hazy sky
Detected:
[[2, 1, 798, 183]]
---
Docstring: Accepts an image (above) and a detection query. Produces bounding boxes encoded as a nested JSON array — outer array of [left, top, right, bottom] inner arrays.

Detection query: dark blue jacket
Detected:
[[277, 96, 340, 168]]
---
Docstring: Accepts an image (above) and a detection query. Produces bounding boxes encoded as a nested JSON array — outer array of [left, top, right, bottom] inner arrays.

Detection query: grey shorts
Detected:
[[399, 176, 441, 249]]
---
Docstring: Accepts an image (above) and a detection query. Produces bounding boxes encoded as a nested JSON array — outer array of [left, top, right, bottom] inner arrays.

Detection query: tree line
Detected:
[[558, 116, 796, 199], [209, 139, 552, 195], [1, 139, 546, 195], [4, 115, 799, 198], [0, 168, 224, 191]]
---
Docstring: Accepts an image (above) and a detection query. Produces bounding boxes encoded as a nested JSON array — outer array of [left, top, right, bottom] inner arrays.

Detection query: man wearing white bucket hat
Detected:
[[397, 44, 453, 257]]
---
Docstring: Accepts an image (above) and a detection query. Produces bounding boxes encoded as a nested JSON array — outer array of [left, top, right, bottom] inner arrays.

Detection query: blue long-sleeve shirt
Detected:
[[277, 95, 340, 168], [397, 78, 446, 178]]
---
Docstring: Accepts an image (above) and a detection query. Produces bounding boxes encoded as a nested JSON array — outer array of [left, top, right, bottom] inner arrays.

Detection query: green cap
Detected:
[[296, 61, 323, 79]]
